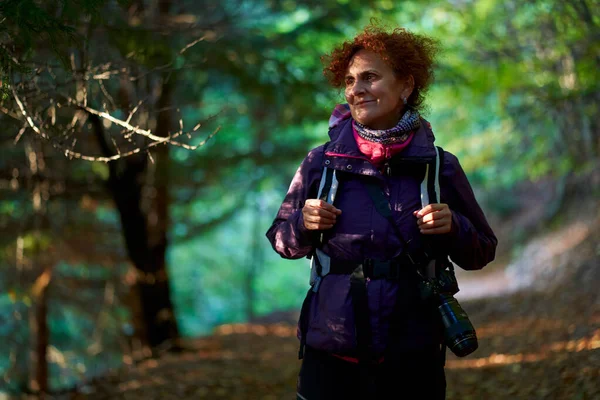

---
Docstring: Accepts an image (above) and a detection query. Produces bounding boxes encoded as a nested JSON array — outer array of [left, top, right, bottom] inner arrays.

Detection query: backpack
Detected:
[[309, 146, 445, 291]]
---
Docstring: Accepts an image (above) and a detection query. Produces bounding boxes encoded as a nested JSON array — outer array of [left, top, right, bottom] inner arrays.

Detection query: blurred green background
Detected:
[[0, 0, 598, 395]]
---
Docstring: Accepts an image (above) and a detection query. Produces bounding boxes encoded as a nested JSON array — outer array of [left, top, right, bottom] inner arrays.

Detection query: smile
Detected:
[[356, 100, 374, 106]]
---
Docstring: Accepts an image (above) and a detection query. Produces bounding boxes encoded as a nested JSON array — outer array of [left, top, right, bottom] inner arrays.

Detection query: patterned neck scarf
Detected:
[[353, 107, 421, 145]]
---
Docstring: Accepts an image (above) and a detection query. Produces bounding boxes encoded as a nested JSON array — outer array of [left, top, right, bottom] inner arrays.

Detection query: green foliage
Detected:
[[108, 29, 175, 68], [371, 0, 599, 187], [0, 0, 127, 100], [1, 0, 598, 392], [0, 1, 95, 68], [170, 193, 307, 335], [91, 162, 109, 181]]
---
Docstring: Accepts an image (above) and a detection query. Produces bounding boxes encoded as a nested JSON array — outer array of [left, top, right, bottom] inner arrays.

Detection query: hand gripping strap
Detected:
[[300, 167, 339, 359], [309, 167, 339, 290]]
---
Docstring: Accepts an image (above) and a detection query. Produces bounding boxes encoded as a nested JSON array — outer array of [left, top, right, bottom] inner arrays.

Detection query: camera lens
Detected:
[[438, 293, 478, 357]]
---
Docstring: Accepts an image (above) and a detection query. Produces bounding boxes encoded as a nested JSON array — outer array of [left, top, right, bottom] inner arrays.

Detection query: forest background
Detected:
[[0, 0, 598, 397]]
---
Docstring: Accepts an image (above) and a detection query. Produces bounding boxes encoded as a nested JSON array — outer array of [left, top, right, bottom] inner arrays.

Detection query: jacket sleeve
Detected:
[[439, 151, 498, 270], [265, 147, 324, 259]]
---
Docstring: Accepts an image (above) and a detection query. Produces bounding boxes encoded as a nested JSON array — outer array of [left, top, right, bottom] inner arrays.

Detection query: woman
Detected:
[[266, 24, 497, 399]]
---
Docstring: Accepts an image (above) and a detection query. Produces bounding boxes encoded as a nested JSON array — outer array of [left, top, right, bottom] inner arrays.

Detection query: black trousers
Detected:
[[297, 346, 446, 400]]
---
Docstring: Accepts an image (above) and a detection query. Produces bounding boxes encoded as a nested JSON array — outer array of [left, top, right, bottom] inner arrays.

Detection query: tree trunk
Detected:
[[87, 0, 181, 352], [144, 67, 180, 348], [29, 267, 51, 396], [26, 141, 50, 395], [91, 109, 180, 350]]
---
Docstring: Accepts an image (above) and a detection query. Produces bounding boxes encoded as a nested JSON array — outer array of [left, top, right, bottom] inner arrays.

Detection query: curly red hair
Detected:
[[322, 23, 439, 111]]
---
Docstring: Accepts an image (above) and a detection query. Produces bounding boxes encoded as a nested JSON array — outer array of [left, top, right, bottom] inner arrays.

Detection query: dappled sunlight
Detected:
[[457, 334, 600, 370], [118, 379, 144, 392], [214, 323, 296, 337], [447, 329, 600, 369], [545, 329, 600, 353], [137, 359, 159, 370], [1, 0, 598, 398], [476, 317, 566, 339], [447, 352, 547, 369]]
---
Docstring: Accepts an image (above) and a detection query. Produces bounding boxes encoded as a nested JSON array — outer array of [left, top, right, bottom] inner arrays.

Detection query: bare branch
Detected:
[[110, 136, 121, 156], [3, 21, 226, 163], [14, 122, 27, 144], [125, 96, 149, 125], [0, 105, 21, 120], [60, 124, 218, 162], [11, 84, 220, 161], [91, 70, 122, 80], [76, 102, 184, 146], [12, 86, 52, 141], [98, 79, 117, 110], [179, 35, 207, 55]]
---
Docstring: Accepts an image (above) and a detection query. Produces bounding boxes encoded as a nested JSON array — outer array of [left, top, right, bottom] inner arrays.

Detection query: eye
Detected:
[[366, 73, 376, 81], [345, 77, 354, 86]]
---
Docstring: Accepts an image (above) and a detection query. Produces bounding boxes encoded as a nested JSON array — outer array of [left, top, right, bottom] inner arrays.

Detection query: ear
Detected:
[[402, 75, 415, 100]]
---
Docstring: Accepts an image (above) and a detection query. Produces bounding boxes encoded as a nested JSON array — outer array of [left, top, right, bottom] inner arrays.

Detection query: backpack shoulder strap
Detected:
[[309, 166, 340, 291], [317, 166, 339, 204], [436, 146, 445, 201], [421, 146, 443, 206], [421, 146, 446, 278]]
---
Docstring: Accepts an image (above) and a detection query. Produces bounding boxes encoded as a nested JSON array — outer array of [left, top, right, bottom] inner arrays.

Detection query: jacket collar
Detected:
[[326, 116, 438, 163]]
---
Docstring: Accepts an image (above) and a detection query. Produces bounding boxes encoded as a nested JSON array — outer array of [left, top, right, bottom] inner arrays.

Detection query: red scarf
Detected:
[[353, 124, 414, 168]]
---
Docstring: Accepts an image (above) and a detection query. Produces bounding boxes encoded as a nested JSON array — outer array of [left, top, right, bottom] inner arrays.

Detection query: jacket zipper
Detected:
[[390, 156, 435, 164], [324, 151, 369, 161]]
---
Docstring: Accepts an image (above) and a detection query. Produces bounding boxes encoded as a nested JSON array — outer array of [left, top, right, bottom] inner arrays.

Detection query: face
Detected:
[[344, 50, 413, 130]]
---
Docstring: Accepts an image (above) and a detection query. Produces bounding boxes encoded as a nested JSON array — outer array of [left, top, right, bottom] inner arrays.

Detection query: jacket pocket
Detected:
[[305, 274, 357, 355]]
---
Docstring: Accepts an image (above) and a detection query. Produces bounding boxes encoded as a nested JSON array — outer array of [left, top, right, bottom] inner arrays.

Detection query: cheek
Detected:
[[344, 89, 352, 102], [383, 91, 401, 109]]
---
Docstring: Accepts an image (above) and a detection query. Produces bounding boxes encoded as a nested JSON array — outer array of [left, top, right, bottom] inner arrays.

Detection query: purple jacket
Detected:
[[266, 115, 497, 356]]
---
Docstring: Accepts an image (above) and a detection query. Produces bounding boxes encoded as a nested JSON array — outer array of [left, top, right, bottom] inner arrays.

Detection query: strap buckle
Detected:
[[373, 260, 391, 279]]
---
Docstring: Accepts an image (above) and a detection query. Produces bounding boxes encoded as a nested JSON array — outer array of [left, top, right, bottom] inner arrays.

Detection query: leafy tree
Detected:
[[0, 0, 379, 393], [3, 0, 596, 394]]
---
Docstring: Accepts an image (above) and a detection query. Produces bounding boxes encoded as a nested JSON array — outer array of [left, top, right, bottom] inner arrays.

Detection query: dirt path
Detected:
[[70, 217, 599, 400]]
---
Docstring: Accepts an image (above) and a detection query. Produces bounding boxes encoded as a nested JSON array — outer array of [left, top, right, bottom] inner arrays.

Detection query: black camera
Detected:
[[437, 292, 478, 357], [418, 266, 478, 357]]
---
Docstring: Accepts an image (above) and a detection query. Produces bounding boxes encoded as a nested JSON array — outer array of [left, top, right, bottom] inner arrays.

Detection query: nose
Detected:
[[347, 80, 366, 98]]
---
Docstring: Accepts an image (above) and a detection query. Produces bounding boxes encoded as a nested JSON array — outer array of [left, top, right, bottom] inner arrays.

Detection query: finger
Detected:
[[309, 208, 339, 221], [419, 210, 451, 224], [305, 209, 337, 221], [415, 203, 447, 218], [306, 221, 335, 230], [305, 215, 336, 224], [415, 203, 439, 217], [305, 199, 342, 215], [319, 202, 342, 215], [419, 219, 449, 229], [304, 199, 324, 208], [303, 204, 321, 215], [305, 199, 332, 210], [306, 223, 334, 231]]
